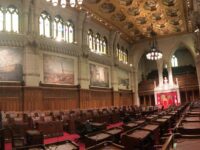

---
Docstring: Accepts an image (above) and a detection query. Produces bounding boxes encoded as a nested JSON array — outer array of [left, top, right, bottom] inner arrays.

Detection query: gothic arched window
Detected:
[[124, 49, 128, 64], [95, 33, 101, 53], [171, 55, 178, 67], [64, 21, 74, 43], [102, 37, 107, 54], [53, 15, 64, 41], [0, 7, 4, 31], [5, 6, 19, 33], [39, 11, 51, 37], [87, 29, 94, 51]]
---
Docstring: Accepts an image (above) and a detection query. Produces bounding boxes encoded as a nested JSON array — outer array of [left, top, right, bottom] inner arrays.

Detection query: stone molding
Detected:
[[88, 52, 113, 66], [0, 32, 27, 47]]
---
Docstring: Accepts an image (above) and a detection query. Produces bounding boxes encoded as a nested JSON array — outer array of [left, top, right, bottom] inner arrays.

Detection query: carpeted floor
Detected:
[[4, 122, 123, 150]]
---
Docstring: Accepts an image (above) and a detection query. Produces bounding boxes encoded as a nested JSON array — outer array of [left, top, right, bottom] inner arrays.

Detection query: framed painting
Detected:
[[118, 69, 129, 89], [43, 54, 74, 85], [0, 48, 23, 81], [89, 63, 109, 88]]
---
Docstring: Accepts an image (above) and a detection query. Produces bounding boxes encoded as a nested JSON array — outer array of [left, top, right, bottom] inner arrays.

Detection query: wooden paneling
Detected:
[[23, 87, 43, 111], [0, 82, 23, 111], [119, 90, 133, 106], [40, 84, 79, 110], [80, 89, 90, 109], [0, 83, 135, 111], [139, 74, 200, 106], [175, 74, 198, 88], [89, 87, 113, 108], [113, 92, 120, 106]]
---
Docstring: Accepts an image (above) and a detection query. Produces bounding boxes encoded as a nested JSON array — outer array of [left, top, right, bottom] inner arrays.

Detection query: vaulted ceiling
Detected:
[[83, 0, 190, 42]]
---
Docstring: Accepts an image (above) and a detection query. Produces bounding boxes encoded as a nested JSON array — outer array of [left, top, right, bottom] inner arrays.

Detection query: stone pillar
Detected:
[[111, 65, 118, 91], [109, 30, 119, 56], [167, 62, 174, 85], [23, 45, 40, 86], [110, 30, 119, 91], [132, 69, 140, 106], [32, 0, 40, 36], [76, 11, 86, 45], [21, 0, 31, 34], [157, 61, 163, 86], [78, 46, 90, 89]]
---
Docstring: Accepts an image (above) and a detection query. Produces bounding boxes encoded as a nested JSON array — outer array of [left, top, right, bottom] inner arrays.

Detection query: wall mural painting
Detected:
[[43, 54, 74, 84], [90, 63, 109, 87], [0, 48, 23, 81], [118, 69, 129, 89]]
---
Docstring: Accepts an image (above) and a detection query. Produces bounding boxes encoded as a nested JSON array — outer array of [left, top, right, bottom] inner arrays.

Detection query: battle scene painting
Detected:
[[0, 48, 23, 81], [90, 63, 109, 87], [118, 69, 129, 89], [43, 54, 74, 84]]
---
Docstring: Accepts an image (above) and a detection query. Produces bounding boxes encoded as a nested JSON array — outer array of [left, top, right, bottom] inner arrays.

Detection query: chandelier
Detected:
[[46, 0, 84, 8], [146, 26, 163, 60]]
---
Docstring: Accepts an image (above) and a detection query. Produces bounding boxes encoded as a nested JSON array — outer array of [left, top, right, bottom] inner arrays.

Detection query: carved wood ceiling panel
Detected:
[[83, 0, 188, 42]]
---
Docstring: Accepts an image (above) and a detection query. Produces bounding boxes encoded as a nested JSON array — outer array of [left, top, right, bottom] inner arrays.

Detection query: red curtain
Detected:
[[156, 91, 178, 109]]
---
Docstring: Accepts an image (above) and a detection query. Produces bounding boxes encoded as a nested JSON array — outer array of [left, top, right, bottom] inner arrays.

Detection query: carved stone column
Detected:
[[157, 60, 163, 86], [23, 43, 40, 86], [109, 30, 119, 56], [167, 62, 173, 85], [21, 0, 31, 34], [32, 0, 40, 36], [111, 65, 118, 91], [132, 69, 140, 106], [76, 11, 86, 46], [78, 45, 90, 89]]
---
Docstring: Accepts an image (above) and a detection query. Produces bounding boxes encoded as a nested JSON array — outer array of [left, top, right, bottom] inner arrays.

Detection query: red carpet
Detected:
[[107, 122, 124, 129], [4, 122, 123, 150]]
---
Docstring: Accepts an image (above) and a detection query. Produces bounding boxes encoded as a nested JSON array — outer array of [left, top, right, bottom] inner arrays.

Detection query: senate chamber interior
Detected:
[[1, 0, 200, 150]]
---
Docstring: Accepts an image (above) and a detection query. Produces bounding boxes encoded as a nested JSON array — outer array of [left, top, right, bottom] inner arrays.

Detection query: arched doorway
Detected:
[[170, 47, 199, 103], [137, 54, 157, 106]]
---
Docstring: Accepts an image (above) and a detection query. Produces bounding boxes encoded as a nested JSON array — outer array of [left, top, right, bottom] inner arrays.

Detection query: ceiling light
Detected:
[[194, 28, 200, 33], [52, 0, 58, 6], [70, 0, 76, 7], [146, 25, 163, 60], [61, 0, 67, 8], [46, 0, 84, 8]]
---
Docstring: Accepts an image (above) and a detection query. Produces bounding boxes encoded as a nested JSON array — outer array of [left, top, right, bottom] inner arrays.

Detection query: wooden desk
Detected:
[[45, 140, 79, 150], [179, 122, 200, 135], [122, 129, 152, 150], [85, 132, 112, 147], [184, 117, 200, 122], [87, 141, 124, 150], [123, 122, 138, 131], [104, 127, 123, 143], [26, 130, 43, 146], [141, 124, 160, 144]]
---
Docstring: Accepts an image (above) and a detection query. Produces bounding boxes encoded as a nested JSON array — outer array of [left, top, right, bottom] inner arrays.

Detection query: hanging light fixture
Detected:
[[52, 0, 58, 6], [77, 0, 83, 5], [61, 0, 67, 8], [146, 25, 163, 60], [46, 0, 84, 8], [70, 0, 76, 7]]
